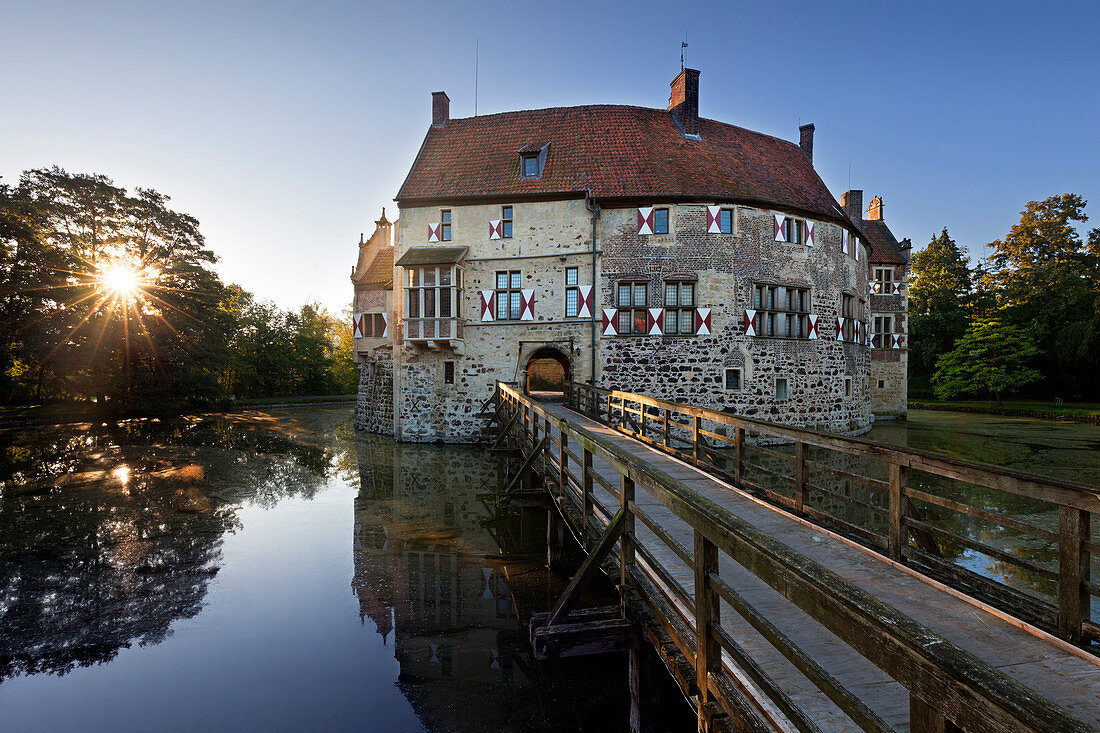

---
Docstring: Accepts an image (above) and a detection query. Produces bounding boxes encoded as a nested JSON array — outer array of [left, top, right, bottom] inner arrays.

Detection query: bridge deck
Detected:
[[537, 399, 1100, 732]]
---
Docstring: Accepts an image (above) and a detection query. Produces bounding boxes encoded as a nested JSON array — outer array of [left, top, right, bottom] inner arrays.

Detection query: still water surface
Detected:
[[0, 408, 626, 732]]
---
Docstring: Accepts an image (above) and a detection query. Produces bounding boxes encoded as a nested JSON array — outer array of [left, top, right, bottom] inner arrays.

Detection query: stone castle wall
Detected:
[[355, 350, 394, 436], [393, 199, 597, 442], [598, 204, 871, 433]]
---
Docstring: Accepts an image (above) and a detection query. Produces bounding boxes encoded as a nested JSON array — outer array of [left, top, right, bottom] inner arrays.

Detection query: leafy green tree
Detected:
[[4, 168, 232, 410], [985, 194, 1100, 397], [907, 228, 973, 397], [933, 319, 1041, 402]]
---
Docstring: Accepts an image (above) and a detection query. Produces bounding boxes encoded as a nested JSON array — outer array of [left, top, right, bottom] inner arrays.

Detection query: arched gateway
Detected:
[[524, 347, 571, 395]]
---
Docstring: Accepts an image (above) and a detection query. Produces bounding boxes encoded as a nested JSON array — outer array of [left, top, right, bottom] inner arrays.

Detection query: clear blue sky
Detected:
[[3, 0, 1097, 313]]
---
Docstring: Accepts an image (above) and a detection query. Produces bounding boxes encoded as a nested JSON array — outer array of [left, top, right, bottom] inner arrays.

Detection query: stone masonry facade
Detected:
[[351, 67, 907, 442]]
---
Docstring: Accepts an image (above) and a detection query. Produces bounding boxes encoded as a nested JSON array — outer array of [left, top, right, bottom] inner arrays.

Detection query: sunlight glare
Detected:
[[99, 264, 142, 296]]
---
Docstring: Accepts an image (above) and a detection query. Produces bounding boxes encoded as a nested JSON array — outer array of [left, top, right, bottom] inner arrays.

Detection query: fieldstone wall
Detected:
[[599, 204, 872, 433], [871, 350, 908, 418], [355, 351, 394, 436]]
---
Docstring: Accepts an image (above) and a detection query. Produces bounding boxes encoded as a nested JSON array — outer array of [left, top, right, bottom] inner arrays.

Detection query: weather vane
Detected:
[[681, 31, 688, 70]]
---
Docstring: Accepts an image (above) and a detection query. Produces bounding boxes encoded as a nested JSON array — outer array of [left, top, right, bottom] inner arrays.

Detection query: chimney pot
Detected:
[[867, 195, 884, 221], [842, 190, 863, 222], [799, 123, 815, 164], [667, 68, 700, 137], [431, 91, 450, 126]]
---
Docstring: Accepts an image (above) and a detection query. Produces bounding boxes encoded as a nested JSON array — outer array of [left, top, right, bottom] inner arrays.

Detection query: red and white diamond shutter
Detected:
[[892, 333, 902, 349], [647, 308, 663, 336], [774, 215, 786, 241], [808, 314, 819, 340], [601, 308, 618, 336], [352, 313, 366, 338], [695, 308, 712, 335], [480, 291, 495, 322], [577, 285, 593, 318], [804, 221, 815, 247], [637, 207, 655, 235], [427, 223, 440, 243], [836, 316, 846, 341], [744, 309, 757, 337], [520, 289, 535, 321], [380, 313, 389, 338], [489, 220, 502, 240], [707, 206, 722, 234]]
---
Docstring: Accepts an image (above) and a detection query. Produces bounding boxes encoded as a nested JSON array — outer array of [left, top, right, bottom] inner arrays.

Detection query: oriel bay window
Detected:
[[753, 283, 810, 338], [495, 271, 523, 320], [663, 280, 696, 335], [617, 281, 648, 335], [405, 264, 462, 339]]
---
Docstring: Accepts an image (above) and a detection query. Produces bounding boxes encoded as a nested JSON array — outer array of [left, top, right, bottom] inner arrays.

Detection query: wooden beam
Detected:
[[531, 617, 637, 659], [547, 508, 627, 627], [502, 436, 546, 494], [490, 409, 520, 449]]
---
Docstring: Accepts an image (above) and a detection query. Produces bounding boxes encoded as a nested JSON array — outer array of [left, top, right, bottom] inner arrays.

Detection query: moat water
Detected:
[[0, 407, 1097, 731], [0, 408, 629, 732]]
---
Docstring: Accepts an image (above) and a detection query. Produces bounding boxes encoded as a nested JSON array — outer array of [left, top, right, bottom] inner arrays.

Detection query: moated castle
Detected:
[[350, 68, 909, 442]]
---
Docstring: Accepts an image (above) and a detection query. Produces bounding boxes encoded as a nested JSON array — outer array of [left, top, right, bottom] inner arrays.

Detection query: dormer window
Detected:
[[518, 143, 548, 180], [521, 154, 539, 178]]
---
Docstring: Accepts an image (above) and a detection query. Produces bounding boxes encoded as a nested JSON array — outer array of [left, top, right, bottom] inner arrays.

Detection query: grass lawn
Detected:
[[909, 398, 1100, 418]]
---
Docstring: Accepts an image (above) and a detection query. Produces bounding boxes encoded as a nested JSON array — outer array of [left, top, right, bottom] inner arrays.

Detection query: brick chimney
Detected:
[[668, 68, 700, 136], [798, 123, 815, 164], [867, 195, 884, 221], [842, 190, 863, 222], [432, 91, 450, 126]]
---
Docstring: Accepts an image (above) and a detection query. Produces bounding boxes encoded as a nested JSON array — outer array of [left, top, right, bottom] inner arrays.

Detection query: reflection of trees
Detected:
[[0, 408, 349, 681], [351, 440, 626, 732]]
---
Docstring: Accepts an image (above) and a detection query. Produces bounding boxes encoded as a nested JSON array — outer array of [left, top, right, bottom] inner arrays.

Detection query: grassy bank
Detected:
[[909, 398, 1100, 423]]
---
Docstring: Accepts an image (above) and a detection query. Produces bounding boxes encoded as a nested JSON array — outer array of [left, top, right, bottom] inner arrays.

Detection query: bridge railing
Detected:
[[562, 381, 1098, 648], [499, 382, 1089, 732]]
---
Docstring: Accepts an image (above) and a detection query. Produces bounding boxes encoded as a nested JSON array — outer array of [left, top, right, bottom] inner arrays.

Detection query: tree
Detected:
[[932, 319, 1041, 402], [5, 168, 232, 410], [906, 228, 973, 397], [984, 194, 1100, 397]]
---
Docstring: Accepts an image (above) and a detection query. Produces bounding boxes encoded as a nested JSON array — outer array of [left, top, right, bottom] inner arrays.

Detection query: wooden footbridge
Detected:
[[488, 382, 1100, 732]]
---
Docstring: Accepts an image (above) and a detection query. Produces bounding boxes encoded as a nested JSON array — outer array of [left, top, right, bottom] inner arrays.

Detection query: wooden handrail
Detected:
[[563, 381, 1097, 646], [505, 382, 1094, 731]]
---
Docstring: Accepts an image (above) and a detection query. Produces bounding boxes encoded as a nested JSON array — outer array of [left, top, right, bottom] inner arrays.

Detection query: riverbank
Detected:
[[908, 399, 1100, 424], [0, 395, 356, 429]]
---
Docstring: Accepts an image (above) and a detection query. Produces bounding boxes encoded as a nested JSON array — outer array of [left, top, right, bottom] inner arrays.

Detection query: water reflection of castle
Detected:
[[351, 438, 562, 728]]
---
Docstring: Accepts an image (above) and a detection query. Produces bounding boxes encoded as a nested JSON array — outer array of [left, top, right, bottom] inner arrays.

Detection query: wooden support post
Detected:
[[1058, 505, 1090, 642], [638, 403, 646, 439], [607, 394, 613, 426], [692, 415, 701, 460], [693, 530, 720, 732], [582, 448, 593, 532], [734, 426, 745, 486], [889, 463, 908, 561], [629, 645, 663, 733], [547, 506, 565, 570], [794, 441, 807, 513], [620, 474, 636, 591], [662, 408, 670, 448], [559, 428, 569, 497]]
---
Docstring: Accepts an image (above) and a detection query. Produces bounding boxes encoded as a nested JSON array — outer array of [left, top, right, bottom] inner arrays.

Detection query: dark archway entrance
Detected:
[[525, 347, 571, 395]]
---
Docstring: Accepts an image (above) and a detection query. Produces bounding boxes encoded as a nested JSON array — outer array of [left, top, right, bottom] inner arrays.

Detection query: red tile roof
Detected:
[[859, 219, 909, 265], [396, 105, 853, 226]]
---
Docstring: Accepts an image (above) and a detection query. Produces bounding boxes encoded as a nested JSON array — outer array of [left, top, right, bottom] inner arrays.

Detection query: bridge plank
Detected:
[[532, 399, 1100, 732]]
